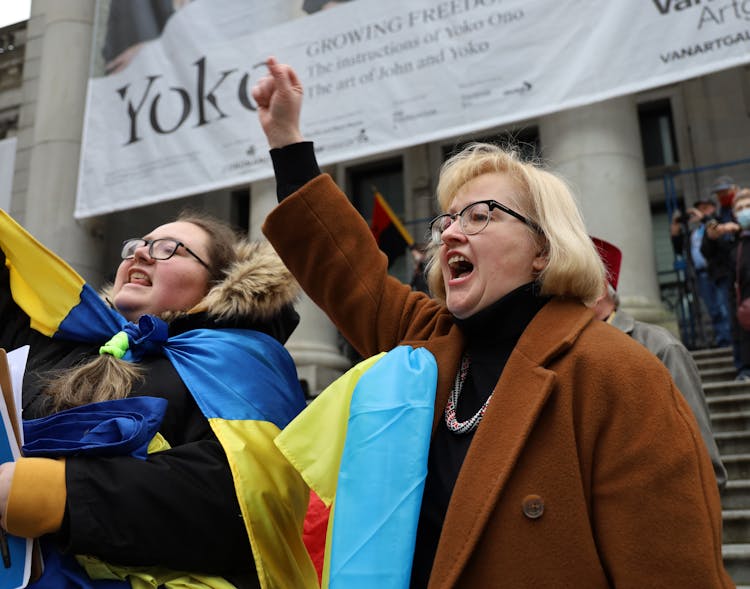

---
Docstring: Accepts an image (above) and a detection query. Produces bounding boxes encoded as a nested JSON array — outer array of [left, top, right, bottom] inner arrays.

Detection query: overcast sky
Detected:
[[0, 0, 31, 29]]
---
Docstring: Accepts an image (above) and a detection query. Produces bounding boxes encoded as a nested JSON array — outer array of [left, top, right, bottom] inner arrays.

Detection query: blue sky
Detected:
[[0, 0, 31, 28]]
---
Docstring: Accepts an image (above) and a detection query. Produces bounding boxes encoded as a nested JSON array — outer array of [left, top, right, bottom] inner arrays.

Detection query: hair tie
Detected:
[[99, 331, 130, 359]]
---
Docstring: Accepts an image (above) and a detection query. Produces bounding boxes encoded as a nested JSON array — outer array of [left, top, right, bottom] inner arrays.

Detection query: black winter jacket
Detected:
[[0, 239, 301, 587]]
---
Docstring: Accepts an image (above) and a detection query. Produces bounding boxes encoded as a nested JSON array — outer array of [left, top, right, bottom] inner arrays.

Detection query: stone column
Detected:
[[23, 0, 103, 282], [539, 95, 669, 324], [250, 177, 351, 396]]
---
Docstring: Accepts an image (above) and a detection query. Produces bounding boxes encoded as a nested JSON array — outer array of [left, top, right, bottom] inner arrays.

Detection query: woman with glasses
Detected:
[[253, 58, 732, 588], [0, 210, 318, 588]]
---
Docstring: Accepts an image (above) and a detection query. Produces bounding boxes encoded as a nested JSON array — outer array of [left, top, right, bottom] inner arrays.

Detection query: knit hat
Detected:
[[591, 236, 622, 291]]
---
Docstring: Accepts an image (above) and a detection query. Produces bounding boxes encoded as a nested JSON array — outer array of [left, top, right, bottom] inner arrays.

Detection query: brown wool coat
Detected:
[[263, 174, 733, 588]]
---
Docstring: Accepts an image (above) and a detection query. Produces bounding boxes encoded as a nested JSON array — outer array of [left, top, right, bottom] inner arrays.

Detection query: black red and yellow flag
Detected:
[[369, 189, 414, 266]]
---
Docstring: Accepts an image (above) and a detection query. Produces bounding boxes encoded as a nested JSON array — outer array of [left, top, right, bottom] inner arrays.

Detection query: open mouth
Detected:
[[448, 254, 474, 279], [128, 270, 151, 286]]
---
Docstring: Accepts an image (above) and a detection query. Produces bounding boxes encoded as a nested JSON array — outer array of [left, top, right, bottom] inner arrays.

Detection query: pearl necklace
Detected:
[[444, 354, 493, 434]]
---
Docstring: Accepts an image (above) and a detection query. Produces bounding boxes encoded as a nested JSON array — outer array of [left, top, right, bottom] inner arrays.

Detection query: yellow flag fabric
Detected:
[[275, 353, 384, 506], [76, 554, 237, 589], [210, 419, 318, 589], [0, 209, 86, 337]]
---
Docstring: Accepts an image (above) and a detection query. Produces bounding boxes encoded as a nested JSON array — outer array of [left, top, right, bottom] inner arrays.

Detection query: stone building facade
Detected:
[[2, 1, 750, 394]]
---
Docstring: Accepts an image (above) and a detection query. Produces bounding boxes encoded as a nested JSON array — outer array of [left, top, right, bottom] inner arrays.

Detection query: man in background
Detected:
[[671, 194, 732, 347], [702, 176, 742, 371], [592, 237, 727, 491]]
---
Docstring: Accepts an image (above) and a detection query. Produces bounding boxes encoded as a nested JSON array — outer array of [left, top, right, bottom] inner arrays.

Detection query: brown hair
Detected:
[[44, 211, 241, 412], [175, 209, 239, 285]]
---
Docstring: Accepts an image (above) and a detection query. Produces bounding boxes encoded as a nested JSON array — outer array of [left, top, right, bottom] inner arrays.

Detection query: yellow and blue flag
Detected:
[[276, 345, 437, 588], [0, 210, 317, 589]]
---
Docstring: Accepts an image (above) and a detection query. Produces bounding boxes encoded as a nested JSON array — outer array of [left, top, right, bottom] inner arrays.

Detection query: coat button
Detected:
[[522, 494, 544, 519]]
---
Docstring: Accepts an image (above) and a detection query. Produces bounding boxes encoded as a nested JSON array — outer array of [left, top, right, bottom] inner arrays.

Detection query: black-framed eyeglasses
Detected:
[[120, 238, 210, 269], [428, 199, 542, 246]]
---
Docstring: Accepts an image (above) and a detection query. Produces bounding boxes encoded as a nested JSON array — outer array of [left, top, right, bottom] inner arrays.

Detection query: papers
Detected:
[[0, 346, 32, 589]]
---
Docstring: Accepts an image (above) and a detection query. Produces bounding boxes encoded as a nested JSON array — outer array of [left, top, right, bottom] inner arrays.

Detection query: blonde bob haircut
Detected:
[[426, 143, 605, 306]]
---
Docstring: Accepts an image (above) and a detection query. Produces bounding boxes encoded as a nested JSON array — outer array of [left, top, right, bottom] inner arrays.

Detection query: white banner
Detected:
[[75, 0, 750, 218], [0, 137, 17, 212]]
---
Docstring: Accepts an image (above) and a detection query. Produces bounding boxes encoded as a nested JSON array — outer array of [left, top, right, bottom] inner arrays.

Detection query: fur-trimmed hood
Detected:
[[104, 239, 301, 344], [194, 239, 300, 322]]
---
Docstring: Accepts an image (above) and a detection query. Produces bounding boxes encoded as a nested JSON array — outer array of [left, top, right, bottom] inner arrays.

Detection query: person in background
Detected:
[[670, 195, 732, 347], [102, 0, 193, 75], [702, 177, 744, 375], [0, 209, 317, 588], [591, 236, 727, 491], [726, 188, 750, 381], [251, 57, 732, 588], [711, 176, 740, 223]]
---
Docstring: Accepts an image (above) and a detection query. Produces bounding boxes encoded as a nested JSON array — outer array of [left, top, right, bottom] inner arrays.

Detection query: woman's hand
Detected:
[[252, 57, 305, 149], [0, 462, 15, 530]]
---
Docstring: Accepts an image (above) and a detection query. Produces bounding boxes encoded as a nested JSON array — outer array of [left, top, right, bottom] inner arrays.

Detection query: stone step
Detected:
[[716, 431, 750, 455], [705, 381, 750, 398], [709, 393, 750, 415], [723, 480, 750, 510], [724, 510, 750, 543], [693, 346, 733, 361], [696, 356, 736, 370], [695, 350, 736, 367], [701, 366, 741, 383], [723, 543, 750, 584], [696, 348, 750, 584], [723, 454, 750, 481], [712, 411, 750, 434]]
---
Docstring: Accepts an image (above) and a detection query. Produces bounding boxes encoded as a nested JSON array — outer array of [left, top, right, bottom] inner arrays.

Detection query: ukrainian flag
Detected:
[[0, 210, 123, 342], [276, 345, 438, 588], [0, 210, 317, 589]]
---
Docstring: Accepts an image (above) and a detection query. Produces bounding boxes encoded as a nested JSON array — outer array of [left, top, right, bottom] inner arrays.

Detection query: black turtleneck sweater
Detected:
[[268, 142, 550, 588], [410, 282, 549, 588]]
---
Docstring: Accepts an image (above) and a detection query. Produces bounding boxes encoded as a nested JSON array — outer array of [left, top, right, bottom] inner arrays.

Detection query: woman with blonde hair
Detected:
[[426, 142, 604, 304], [253, 58, 732, 588]]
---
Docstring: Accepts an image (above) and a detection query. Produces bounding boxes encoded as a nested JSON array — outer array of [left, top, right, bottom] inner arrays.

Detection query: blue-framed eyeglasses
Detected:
[[428, 199, 542, 246], [121, 238, 210, 269]]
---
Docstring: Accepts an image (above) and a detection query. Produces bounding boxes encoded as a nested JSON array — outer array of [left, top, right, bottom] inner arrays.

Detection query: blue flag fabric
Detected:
[[21, 397, 168, 588], [23, 397, 168, 460], [276, 346, 438, 589], [328, 346, 437, 588], [1, 209, 315, 588], [29, 542, 128, 589]]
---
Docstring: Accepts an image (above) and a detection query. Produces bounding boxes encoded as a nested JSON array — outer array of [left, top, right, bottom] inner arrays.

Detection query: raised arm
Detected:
[[256, 60, 445, 356], [252, 57, 305, 149]]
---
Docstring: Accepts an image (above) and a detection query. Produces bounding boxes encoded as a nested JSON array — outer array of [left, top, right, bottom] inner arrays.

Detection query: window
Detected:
[[0, 24, 25, 92], [638, 99, 679, 170], [0, 111, 18, 140], [230, 188, 250, 234]]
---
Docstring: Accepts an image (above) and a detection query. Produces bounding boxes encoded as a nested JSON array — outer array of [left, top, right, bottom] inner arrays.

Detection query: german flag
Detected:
[[369, 189, 414, 266]]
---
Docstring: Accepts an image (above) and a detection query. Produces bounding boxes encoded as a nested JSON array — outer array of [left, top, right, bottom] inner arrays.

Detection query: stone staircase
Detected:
[[696, 346, 750, 587]]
